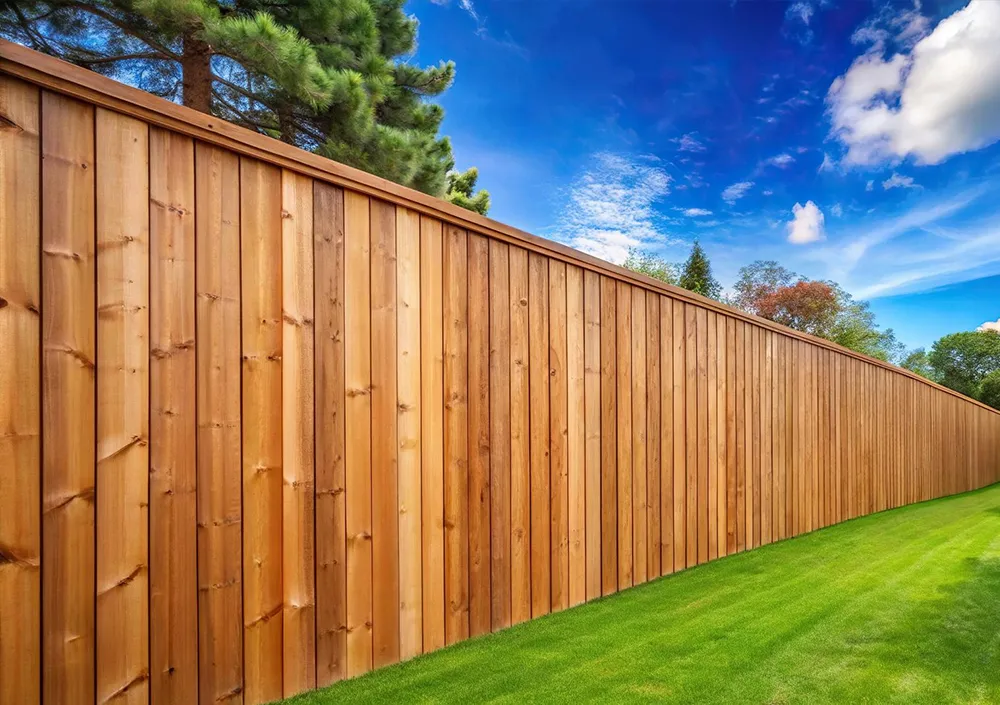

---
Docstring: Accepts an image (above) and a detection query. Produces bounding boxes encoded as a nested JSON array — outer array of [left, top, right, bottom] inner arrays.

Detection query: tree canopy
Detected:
[[677, 240, 721, 299], [1, 0, 489, 212], [928, 330, 1000, 400], [622, 247, 678, 286]]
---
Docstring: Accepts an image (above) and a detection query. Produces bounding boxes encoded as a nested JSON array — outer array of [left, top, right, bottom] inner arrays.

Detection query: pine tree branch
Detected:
[[211, 89, 277, 133], [60, 2, 180, 60], [76, 52, 169, 66]]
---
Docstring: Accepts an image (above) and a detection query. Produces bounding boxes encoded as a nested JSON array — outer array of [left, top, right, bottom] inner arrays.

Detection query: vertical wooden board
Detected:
[[489, 240, 511, 628], [706, 311, 718, 561], [150, 127, 199, 705], [660, 298, 675, 574], [696, 308, 709, 564], [0, 77, 40, 705], [345, 191, 373, 674], [371, 200, 400, 666], [761, 330, 772, 545], [509, 247, 531, 623], [314, 184, 347, 682], [528, 253, 551, 614], [397, 207, 422, 659], [549, 260, 569, 611], [467, 234, 491, 635], [631, 288, 647, 584], [726, 318, 738, 555], [673, 301, 688, 567], [280, 170, 316, 696], [744, 325, 755, 547], [40, 91, 96, 705], [418, 218, 446, 653], [95, 108, 150, 705], [735, 321, 746, 552], [750, 326, 760, 549], [196, 144, 244, 702], [774, 335, 786, 540], [616, 282, 633, 587], [599, 276, 618, 596], [583, 271, 602, 600], [567, 265, 586, 606], [646, 294, 661, 577], [685, 303, 698, 568], [715, 315, 727, 558]]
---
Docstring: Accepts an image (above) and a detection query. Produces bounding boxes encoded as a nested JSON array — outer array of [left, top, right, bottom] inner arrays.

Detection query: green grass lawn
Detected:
[[282, 483, 1000, 704]]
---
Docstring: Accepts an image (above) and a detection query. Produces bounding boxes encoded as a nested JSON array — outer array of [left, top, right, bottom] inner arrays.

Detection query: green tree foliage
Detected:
[[928, 331, 1000, 399], [1, 0, 490, 211], [979, 369, 1000, 410], [678, 240, 721, 299], [622, 247, 678, 285], [728, 260, 797, 315], [825, 283, 904, 363], [900, 348, 939, 382], [445, 167, 490, 216]]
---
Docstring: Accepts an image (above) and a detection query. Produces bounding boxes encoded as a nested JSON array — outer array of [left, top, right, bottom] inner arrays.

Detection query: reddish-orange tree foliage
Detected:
[[756, 280, 839, 336]]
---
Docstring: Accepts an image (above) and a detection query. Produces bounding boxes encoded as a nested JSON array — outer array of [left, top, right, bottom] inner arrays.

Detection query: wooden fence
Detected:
[[1, 40, 999, 705]]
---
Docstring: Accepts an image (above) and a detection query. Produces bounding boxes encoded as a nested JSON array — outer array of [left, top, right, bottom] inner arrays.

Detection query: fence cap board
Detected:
[[2, 37, 995, 417]]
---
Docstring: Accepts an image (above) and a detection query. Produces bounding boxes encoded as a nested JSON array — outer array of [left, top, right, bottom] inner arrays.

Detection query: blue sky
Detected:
[[409, 0, 1000, 350]]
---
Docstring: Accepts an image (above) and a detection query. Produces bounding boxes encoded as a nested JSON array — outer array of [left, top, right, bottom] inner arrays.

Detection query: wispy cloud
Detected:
[[830, 203, 844, 217], [682, 207, 713, 216], [722, 181, 754, 204], [882, 172, 920, 190], [763, 153, 796, 169], [674, 133, 707, 153], [556, 153, 682, 264]]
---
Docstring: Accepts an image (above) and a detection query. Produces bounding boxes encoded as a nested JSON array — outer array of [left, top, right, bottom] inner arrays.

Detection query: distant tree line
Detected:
[[622, 247, 1000, 410], [0, 0, 490, 215]]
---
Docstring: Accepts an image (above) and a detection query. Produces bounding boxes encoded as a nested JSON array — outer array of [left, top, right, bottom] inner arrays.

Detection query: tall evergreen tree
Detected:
[[678, 240, 722, 299], [1, 0, 490, 211], [445, 167, 490, 216]]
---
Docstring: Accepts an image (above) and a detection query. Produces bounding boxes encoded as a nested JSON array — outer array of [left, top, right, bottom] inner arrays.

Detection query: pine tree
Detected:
[[1, 0, 490, 211], [445, 167, 490, 216], [678, 240, 722, 299]]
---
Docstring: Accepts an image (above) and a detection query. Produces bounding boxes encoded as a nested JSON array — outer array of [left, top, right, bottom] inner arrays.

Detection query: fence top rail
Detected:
[[3, 38, 996, 416]]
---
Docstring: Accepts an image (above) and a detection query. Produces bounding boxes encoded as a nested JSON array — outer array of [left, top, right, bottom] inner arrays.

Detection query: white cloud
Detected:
[[722, 181, 754, 204], [882, 172, 919, 190], [763, 153, 795, 169], [829, 0, 1000, 166], [818, 153, 836, 173], [558, 153, 678, 264], [786, 201, 826, 244], [830, 203, 844, 217], [787, 1, 813, 25], [675, 133, 707, 153], [762, 189, 774, 196], [695, 220, 722, 228], [683, 208, 713, 216], [979, 318, 1000, 333], [866, 180, 875, 191]]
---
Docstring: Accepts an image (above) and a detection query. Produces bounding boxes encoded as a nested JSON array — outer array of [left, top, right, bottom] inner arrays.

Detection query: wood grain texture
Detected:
[[616, 282, 633, 587], [489, 240, 511, 629], [419, 216, 446, 650], [685, 303, 698, 568], [196, 142, 244, 705], [600, 276, 617, 596], [344, 190, 373, 676], [646, 294, 661, 579], [150, 127, 199, 705], [281, 170, 316, 696], [583, 270, 602, 601], [95, 108, 149, 705], [630, 288, 647, 585], [528, 252, 551, 616], [673, 300, 687, 570], [397, 207, 422, 659], [40, 90, 96, 705], [549, 260, 569, 612], [467, 233, 491, 635], [509, 247, 532, 624], [660, 298, 675, 575], [315, 183, 346, 684], [0, 76, 40, 705], [567, 265, 587, 606]]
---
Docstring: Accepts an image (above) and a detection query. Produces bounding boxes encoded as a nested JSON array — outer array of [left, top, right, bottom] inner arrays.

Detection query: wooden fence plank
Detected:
[[567, 265, 586, 607], [0, 76, 40, 705], [761, 330, 772, 546], [315, 183, 346, 683], [150, 127, 199, 705], [528, 252, 551, 615], [616, 282, 633, 587], [281, 170, 316, 697], [599, 276, 617, 596], [736, 321, 747, 552], [672, 299, 687, 569], [344, 190, 373, 676], [716, 314, 727, 558], [371, 199, 399, 667], [660, 298, 675, 575], [630, 288, 647, 584], [726, 318, 737, 554], [196, 142, 243, 705], [443, 225, 469, 642], [468, 233, 491, 634], [685, 303, 698, 568], [697, 308, 709, 564], [397, 206, 422, 660], [509, 247, 531, 622], [706, 311, 718, 562], [489, 240, 511, 629], [40, 90, 96, 705], [549, 261, 569, 611], [238, 156, 282, 704], [583, 271, 602, 600], [646, 294, 661, 578], [95, 108, 149, 705], [419, 216, 446, 650]]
